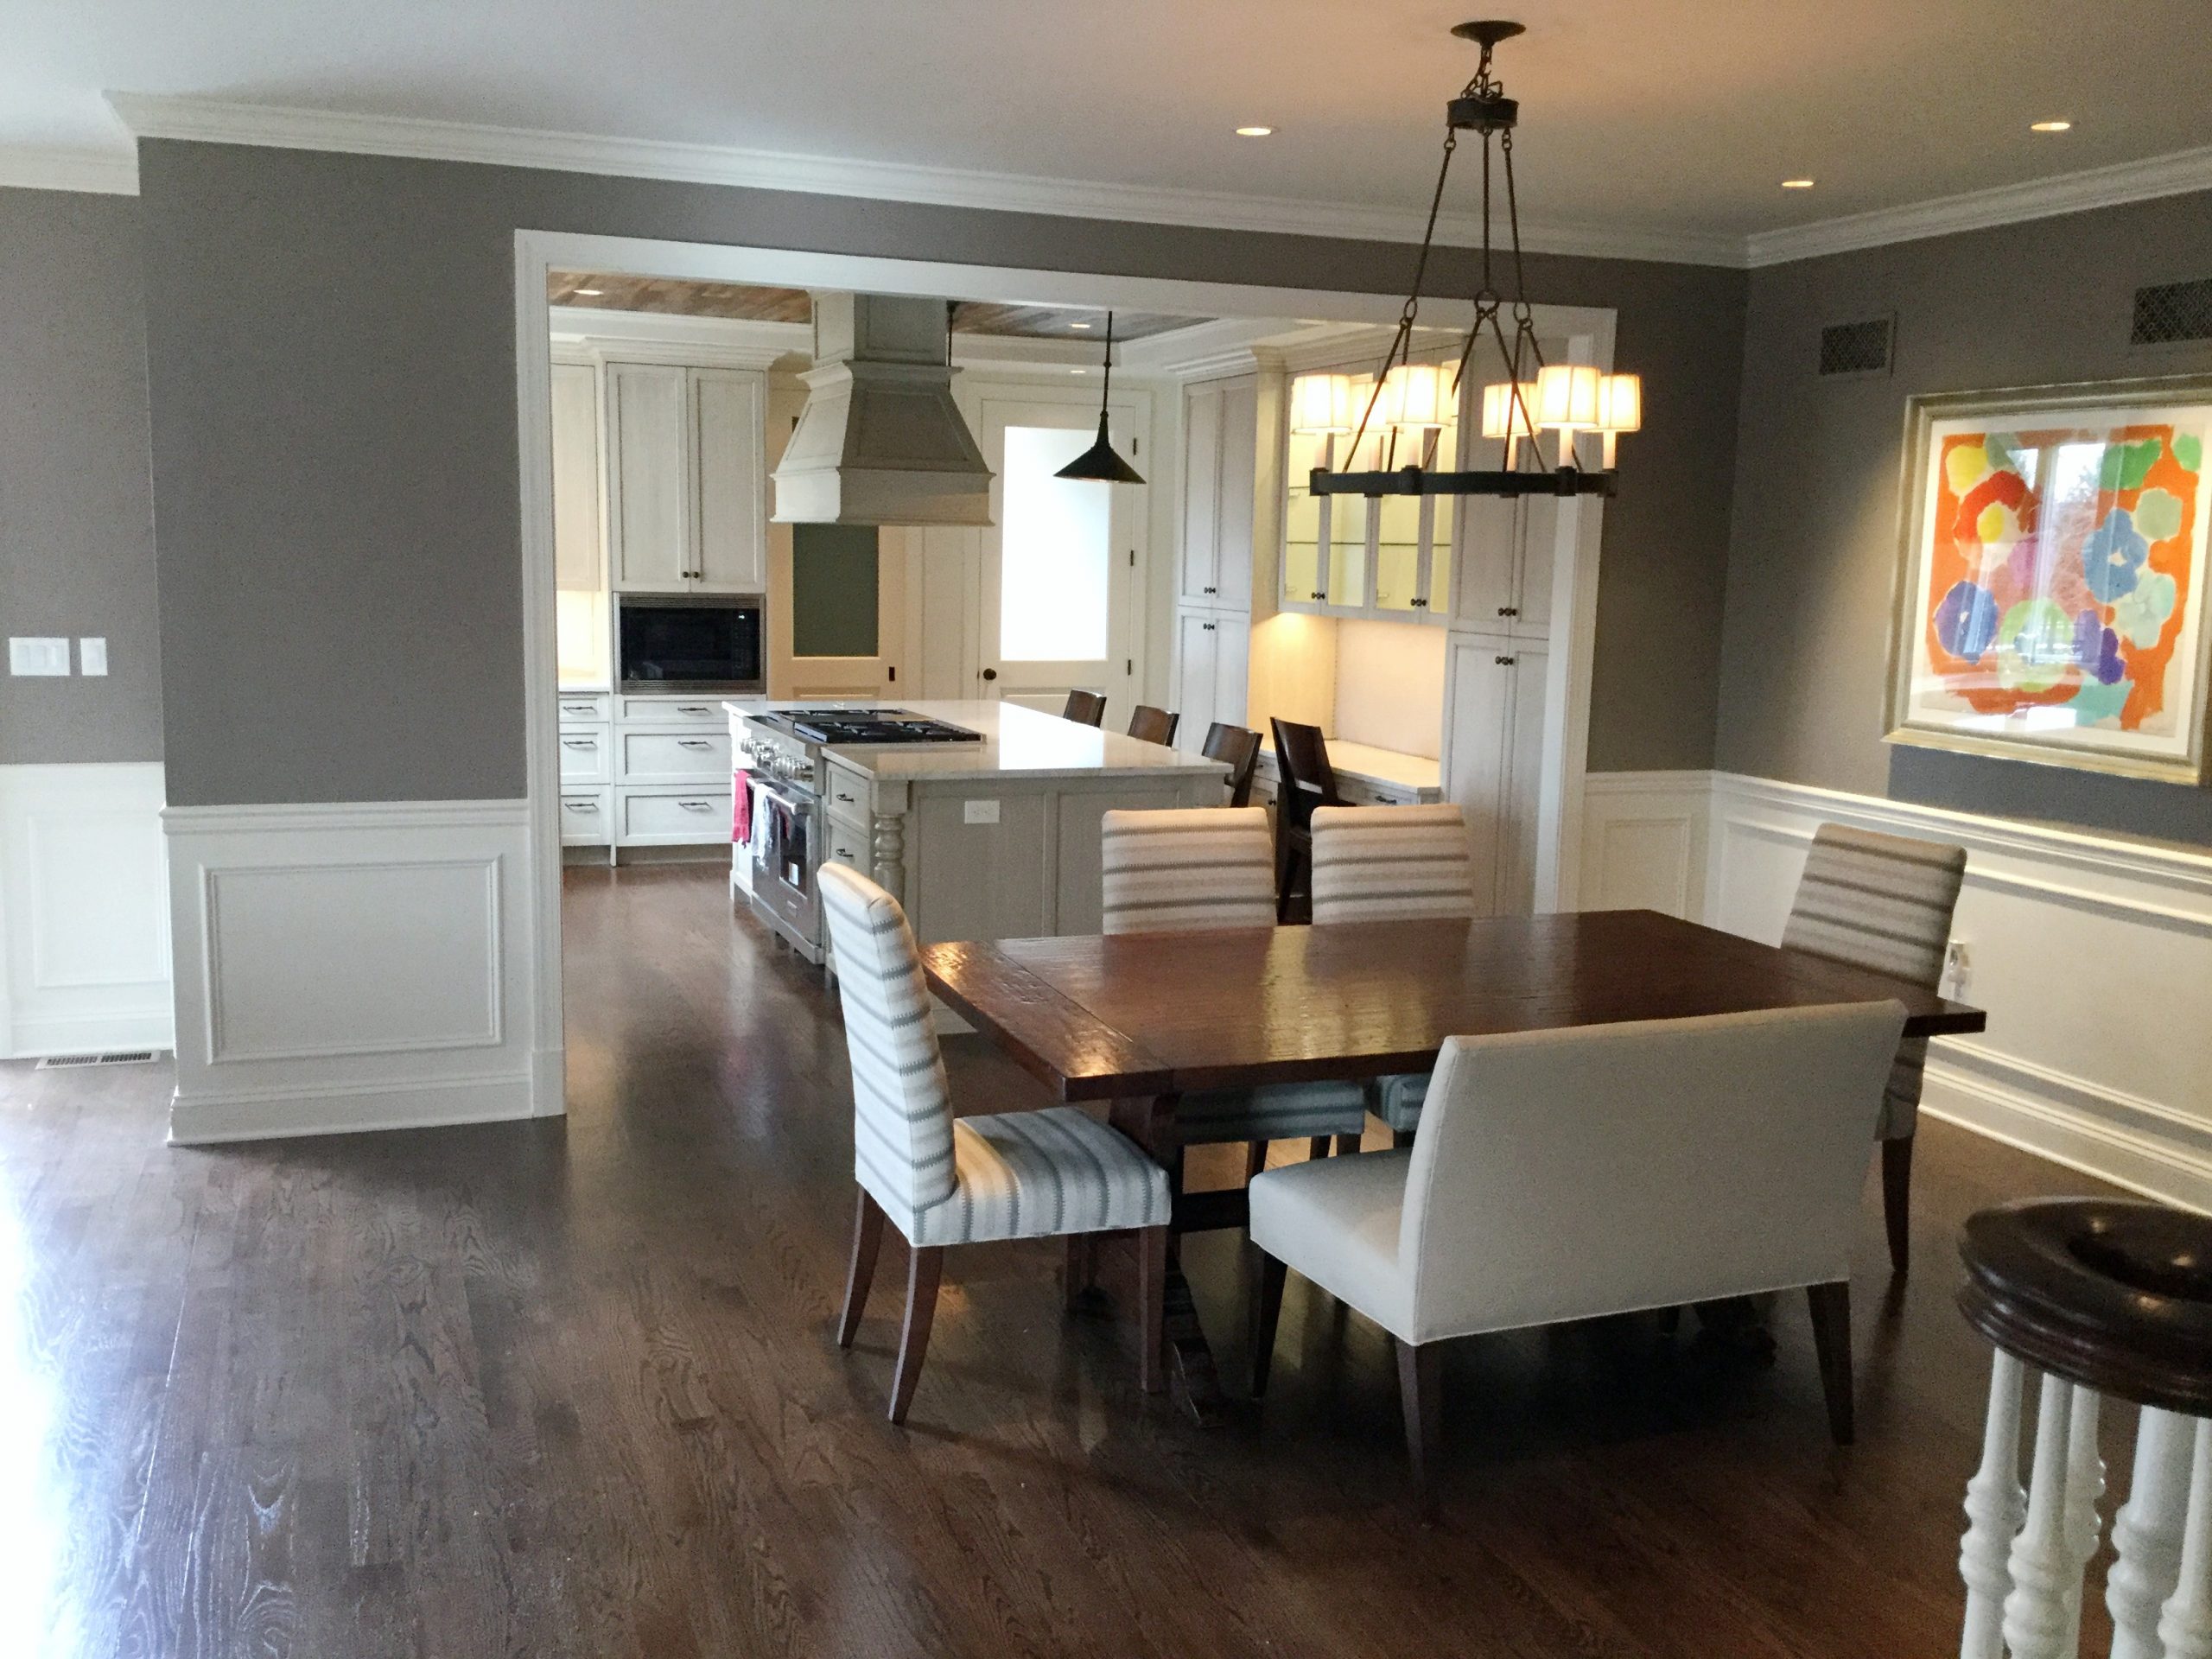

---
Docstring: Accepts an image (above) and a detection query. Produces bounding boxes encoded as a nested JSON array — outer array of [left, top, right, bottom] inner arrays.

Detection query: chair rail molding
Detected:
[[161, 797, 551, 1144], [1581, 768, 2212, 1213], [0, 763, 173, 1058]]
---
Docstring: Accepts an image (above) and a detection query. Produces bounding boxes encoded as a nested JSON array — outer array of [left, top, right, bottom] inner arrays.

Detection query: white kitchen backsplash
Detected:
[[1332, 617, 1446, 759]]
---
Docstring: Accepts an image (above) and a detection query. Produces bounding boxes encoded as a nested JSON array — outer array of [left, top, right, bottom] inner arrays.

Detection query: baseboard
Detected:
[[168, 1071, 535, 1145], [1583, 767, 2212, 1213]]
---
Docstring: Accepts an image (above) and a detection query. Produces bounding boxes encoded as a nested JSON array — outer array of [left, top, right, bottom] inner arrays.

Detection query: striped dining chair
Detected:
[[820, 862, 1172, 1421], [1099, 808, 1370, 1179], [1309, 804, 1479, 1145], [1781, 823, 1967, 1277]]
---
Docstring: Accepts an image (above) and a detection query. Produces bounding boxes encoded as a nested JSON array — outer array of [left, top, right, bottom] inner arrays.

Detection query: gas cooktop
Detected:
[[782, 709, 983, 746]]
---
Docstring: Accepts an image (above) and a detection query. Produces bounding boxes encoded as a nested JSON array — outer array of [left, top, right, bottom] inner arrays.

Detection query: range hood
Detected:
[[771, 292, 995, 526]]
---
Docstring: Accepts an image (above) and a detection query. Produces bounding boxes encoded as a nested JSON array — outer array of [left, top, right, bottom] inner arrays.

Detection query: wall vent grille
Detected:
[[2132, 278, 2212, 346], [35, 1050, 160, 1070], [1818, 317, 1893, 378]]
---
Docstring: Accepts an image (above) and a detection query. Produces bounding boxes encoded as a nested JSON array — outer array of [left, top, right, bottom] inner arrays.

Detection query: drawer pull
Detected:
[[677, 739, 713, 750], [562, 737, 597, 749], [677, 705, 712, 715], [679, 800, 713, 812], [563, 800, 598, 813], [561, 702, 597, 715], [836, 791, 855, 803]]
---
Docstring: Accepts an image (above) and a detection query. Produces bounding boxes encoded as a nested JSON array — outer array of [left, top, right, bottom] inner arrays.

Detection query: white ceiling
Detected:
[[11, 0, 2212, 257]]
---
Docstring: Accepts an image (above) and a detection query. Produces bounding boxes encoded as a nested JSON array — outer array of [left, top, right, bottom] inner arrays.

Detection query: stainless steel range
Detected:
[[735, 708, 982, 963]]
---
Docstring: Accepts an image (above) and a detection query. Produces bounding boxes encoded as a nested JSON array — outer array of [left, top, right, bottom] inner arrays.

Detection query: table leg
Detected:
[[1111, 1093, 1229, 1428]]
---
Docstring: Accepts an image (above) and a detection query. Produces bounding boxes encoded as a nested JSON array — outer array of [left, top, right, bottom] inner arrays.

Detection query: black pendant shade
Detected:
[[1055, 311, 1145, 485]]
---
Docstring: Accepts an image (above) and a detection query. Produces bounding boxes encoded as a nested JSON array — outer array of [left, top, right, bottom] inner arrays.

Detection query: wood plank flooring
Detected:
[[0, 861, 2129, 1657]]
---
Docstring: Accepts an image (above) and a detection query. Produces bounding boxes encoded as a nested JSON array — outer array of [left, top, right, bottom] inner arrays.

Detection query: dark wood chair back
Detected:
[[1061, 690, 1107, 727], [1200, 722, 1262, 808], [1269, 720, 1344, 833], [1128, 705, 1179, 747]]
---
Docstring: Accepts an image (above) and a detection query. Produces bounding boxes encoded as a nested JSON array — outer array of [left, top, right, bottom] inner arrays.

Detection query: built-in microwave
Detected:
[[617, 594, 765, 692]]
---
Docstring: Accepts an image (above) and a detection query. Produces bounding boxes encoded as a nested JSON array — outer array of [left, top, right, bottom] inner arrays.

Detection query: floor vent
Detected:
[[35, 1050, 161, 1070], [2132, 277, 2212, 346], [1819, 316, 1893, 378]]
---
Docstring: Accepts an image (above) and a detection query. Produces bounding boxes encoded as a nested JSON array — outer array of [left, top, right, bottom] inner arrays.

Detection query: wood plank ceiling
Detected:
[[548, 272, 1205, 338]]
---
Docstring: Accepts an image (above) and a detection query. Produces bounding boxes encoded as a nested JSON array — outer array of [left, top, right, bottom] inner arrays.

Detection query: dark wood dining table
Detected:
[[920, 908, 1988, 1426]]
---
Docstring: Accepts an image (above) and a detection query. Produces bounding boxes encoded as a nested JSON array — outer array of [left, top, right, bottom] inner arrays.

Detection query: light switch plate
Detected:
[[78, 637, 108, 676], [9, 637, 70, 677], [963, 798, 1001, 825]]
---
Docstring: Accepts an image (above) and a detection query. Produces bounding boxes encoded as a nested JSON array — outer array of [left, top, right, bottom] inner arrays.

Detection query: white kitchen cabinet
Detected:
[[1172, 607, 1249, 751], [550, 362, 605, 593], [1441, 632, 1550, 916], [1452, 491, 1556, 639], [607, 361, 766, 594], [691, 369, 767, 593], [1178, 378, 1258, 613]]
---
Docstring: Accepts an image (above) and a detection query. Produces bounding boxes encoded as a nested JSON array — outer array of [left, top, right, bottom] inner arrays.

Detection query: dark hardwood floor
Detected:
[[0, 861, 2127, 1657]]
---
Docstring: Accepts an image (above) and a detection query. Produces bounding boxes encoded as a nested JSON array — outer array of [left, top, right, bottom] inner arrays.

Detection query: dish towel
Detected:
[[731, 768, 751, 844]]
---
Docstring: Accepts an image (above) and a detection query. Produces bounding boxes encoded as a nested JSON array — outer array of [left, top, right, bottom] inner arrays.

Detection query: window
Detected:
[[1000, 425, 1110, 661]]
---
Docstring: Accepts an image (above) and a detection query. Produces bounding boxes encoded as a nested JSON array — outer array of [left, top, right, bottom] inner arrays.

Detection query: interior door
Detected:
[[975, 391, 1150, 719]]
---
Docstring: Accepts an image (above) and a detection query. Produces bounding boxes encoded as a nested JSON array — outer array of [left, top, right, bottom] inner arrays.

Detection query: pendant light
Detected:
[[1309, 20, 1643, 503], [1055, 311, 1145, 485]]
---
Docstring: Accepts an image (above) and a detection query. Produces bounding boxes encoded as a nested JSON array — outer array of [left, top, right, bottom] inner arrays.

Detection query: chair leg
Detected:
[[1065, 1233, 1099, 1312], [1249, 1252, 1287, 1396], [1395, 1338, 1444, 1521], [1881, 1135, 1914, 1278], [887, 1245, 944, 1425], [836, 1187, 886, 1350], [1306, 1135, 1332, 1162], [1244, 1140, 1268, 1182], [1333, 1132, 1363, 1158], [1806, 1280, 1854, 1446], [1391, 1126, 1416, 1150], [1136, 1225, 1168, 1395]]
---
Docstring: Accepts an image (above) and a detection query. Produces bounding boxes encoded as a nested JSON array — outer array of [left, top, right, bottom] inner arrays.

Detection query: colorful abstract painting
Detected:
[[1890, 383, 2212, 783]]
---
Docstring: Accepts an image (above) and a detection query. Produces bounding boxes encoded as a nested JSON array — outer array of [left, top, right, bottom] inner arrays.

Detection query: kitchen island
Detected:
[[729, 699, 1229, 954]]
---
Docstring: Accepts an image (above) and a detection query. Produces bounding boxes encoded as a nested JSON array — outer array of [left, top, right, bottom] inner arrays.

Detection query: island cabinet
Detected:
[[811, 701, 1230, 946]]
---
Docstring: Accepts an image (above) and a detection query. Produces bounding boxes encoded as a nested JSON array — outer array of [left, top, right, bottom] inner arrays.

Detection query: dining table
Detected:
[[920, 907, 1989, 1426]]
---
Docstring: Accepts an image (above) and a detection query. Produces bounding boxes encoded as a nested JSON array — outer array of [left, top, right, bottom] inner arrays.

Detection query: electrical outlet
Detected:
[[8, 637, 69, 677], [1943, 940, 1971, 999], [963, 798, 1001, 825], [78, 637, 108, 676]]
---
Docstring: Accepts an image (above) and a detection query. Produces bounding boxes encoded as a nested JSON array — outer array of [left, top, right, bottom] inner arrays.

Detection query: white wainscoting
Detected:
[[0, 763, 174, 1058], [1581, 769, 2212, 1211], [163, 798, 550, 1144]]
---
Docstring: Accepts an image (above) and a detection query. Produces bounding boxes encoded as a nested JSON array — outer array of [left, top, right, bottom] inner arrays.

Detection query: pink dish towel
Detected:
[[731, 769, 752, 844]]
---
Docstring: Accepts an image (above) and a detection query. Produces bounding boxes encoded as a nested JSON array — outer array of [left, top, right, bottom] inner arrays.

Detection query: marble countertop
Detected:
[[1262, 737, 1442, 794], [725, 698, 1230, 784]]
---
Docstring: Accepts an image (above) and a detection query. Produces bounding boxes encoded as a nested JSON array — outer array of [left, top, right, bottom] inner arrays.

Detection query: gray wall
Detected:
[[1715, 189, 2212, 847], [0, 188, 162, 765], [136, 140, 1745, 805]]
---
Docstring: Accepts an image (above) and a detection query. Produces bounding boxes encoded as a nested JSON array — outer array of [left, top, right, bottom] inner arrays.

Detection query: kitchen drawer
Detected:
[[559, 789, 613, 844], [824, 760, 872, 832], [620, 695, 727, 725], [619, 728, 730, 785], [557, 725, 612, 785], [824, 818, 870, 875], [557, 692, 611, 723], [618, 785, 733, 844]]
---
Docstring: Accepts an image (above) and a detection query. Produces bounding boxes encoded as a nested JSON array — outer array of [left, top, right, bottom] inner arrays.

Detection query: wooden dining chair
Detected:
[[820, 862, 1171, 1420], [1127, 705, 1179, 746], [1310, 804, 1478, 1146], [1249, 1003, 1908, 1514], [1200, 721, 1262, 808], [1098, 808, 1370, 1189], [1781, 823, 1967, 1278], [1061, 690, 1108, 727], [1269, 718, 1348, 922]]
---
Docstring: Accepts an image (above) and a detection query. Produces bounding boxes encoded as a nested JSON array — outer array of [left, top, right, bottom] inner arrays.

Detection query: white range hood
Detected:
[[771, 292, 995, 527]]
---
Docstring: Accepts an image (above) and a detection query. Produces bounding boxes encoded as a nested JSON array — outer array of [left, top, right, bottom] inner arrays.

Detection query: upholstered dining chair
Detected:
[[1781, 823, 1968, 1277], [1061, 690, 1108, 727], [1248, 1002, 1908, 1512], [1099, 807, 1370, 1182], [1309, 804, 1478, 1146], [820, 862, 1171, 1421], [1127, 704, 1180, 746], [1269, 719, 1348, 921], [1199, 721, 1263, 808]]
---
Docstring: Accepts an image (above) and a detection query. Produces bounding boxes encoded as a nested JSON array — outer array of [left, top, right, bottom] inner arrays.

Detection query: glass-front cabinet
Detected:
[[1279, 362, 1458, 622]]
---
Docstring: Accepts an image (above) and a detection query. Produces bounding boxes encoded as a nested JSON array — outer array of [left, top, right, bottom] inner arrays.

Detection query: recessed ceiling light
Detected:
[[1070, 321, 1092, 329], [1236, 125, 1274, 137], [2031, 119, 2072, 133], [1071, 367, 1087, 374], [574, 287, 603, 296], [1782, 178, 1815, 189]]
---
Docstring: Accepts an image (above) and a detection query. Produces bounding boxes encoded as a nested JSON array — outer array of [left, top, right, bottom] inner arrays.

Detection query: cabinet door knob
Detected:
[[1497, 606, 1518, 617], [1496, 654, 1517, 665], [981, 668, 998, 682]]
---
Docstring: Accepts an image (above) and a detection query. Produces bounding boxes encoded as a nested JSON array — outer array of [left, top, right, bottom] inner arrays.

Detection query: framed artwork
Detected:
[[1886, 375, 2212, 784]]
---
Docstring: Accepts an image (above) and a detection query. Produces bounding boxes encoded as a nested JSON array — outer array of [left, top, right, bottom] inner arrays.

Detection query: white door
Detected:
[[1174, 609, 1220, 748], [975, 391, 1150, 719], [691, 369, 767, 594], [607, 363, 691, 592]]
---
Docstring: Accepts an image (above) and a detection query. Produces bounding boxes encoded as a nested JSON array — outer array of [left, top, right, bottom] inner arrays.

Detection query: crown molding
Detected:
[[106, 92, 1741, 267], [0, 144, 138, 196], [1745, 142, 2212, 268], [548, 303, 804, 364]]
